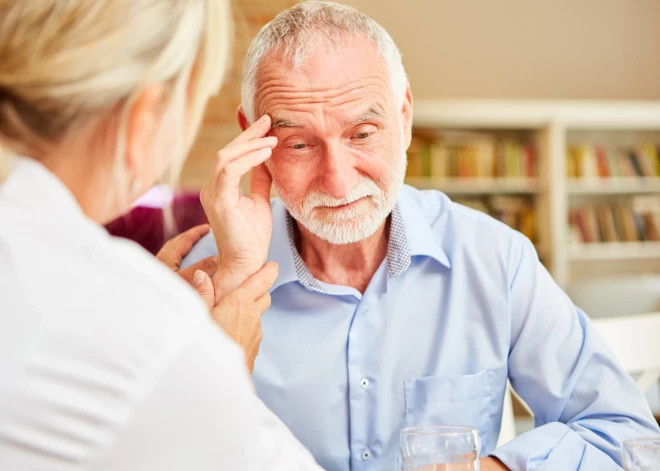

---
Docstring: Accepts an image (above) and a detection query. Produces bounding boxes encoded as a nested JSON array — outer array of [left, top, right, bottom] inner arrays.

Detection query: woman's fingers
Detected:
[[156, 224, 211, 270], [192, 270, 215, 310], [177, 256, 218, 285], [236, 261, 279, 302]]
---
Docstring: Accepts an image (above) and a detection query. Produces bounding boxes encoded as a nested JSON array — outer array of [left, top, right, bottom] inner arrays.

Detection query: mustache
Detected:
[[303, 177, 382, 209]]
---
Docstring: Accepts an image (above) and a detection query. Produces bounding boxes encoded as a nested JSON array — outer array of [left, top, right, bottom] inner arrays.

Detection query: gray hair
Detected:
[[241, 0, 407, 123]]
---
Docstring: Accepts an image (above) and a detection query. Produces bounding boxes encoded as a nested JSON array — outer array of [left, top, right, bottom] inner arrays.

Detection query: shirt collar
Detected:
[[266, 187, 451, 293], [266, 201, 303, 292], [266, 202, 330, 294], [397, 187, 451, 269]]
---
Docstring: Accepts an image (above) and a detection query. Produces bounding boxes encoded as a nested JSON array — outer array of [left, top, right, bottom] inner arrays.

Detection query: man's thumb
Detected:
[[193, 270, 215, 310]]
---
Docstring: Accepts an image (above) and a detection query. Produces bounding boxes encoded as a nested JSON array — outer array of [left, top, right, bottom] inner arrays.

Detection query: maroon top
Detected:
[[104, 192, 208, 255]]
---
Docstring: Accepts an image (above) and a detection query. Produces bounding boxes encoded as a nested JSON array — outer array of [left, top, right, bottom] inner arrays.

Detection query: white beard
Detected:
[[275, 150, 407, 245]]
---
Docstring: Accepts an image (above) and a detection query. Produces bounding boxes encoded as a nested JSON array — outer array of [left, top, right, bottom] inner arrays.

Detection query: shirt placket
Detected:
[[347, 296, 375, 470]]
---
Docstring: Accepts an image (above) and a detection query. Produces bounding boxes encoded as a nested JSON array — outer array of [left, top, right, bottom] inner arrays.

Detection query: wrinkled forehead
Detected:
[[254, 39, 394, 122]]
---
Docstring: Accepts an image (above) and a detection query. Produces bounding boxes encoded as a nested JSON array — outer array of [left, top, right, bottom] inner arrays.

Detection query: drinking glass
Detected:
[[623, 437, 660, 471], [400, 425, 481, 471]]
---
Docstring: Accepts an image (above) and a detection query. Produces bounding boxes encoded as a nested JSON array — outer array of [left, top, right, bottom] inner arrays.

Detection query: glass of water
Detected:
[[623, 437, 660, 470], [400, 425, 481, 471]]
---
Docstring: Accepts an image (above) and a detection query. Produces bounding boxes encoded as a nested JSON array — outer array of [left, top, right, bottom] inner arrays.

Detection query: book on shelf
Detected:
[[454, 195, 536, 242], [567, 143, 660, 179], [569, 196, 660, 244], [407, 131, 537, 180]]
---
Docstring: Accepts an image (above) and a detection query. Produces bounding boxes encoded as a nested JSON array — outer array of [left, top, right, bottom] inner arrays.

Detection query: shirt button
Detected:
[[360, 378, 370, 388], [361, 450, 372, 460]]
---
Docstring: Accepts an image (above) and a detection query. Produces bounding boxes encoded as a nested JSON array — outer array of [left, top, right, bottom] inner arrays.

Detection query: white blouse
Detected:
[[0, 158, 321, 471]]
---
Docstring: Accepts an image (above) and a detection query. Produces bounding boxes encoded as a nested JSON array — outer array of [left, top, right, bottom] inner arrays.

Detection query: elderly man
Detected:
[[184, 2, 660, 470]]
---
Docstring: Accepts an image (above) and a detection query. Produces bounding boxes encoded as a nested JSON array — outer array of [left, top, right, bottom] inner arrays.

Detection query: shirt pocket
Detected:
[[403, 367, 506, 448]]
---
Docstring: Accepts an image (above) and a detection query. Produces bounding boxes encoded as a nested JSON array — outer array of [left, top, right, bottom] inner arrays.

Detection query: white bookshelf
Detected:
[[410, 100, 660, 287]]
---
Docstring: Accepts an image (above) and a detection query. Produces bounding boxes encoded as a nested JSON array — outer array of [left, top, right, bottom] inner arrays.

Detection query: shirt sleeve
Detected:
[[490, 237, 660, 470], [89, 324, 323, 471], [180, 232, 217, 269]]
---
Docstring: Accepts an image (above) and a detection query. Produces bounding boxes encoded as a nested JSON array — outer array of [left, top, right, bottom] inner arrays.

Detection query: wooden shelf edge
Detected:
[[405, 177, 541, 194], [570, 242, 660, 260], [568, 178, 660, 195], [413, 99, 660, 130]]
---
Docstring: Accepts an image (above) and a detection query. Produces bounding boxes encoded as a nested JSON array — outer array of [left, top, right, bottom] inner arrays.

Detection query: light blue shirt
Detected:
[[183, 185, 659, 471]]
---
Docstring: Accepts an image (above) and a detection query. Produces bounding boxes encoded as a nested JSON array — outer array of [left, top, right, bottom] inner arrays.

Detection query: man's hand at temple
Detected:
[[199, 114, 277, 304]]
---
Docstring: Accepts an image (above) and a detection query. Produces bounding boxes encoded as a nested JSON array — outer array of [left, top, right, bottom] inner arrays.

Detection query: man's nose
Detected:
[[319, 142, 359, 200]]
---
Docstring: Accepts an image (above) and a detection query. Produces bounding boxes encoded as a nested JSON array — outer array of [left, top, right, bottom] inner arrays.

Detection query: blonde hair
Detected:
[[0, 0, 230, 195]]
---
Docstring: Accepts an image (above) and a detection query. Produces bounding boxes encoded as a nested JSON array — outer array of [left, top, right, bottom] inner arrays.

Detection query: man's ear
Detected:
[[237, 105, 250, 131], [401, 82, 413, 150]]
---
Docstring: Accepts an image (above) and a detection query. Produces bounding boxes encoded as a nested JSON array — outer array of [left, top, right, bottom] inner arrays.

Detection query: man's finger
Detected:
[[193, 270, 215, 310], [214, 147, 273, 195], [227, 114, 272, 147], [250, 163, 273, 205], [212, 136, 277, 175], [178, 256, 218, 285], [236, 261, 279, 301]]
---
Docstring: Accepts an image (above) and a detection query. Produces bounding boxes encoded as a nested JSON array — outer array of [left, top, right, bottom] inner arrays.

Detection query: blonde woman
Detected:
[[0, 1, 320, 470]]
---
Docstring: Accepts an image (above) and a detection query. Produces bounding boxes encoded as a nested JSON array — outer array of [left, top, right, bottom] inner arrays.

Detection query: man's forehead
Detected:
[[254, 40, 391, 113], [269, 103, 387, 131], [256, 68, 390, 101], [256, 74, 392, 128]]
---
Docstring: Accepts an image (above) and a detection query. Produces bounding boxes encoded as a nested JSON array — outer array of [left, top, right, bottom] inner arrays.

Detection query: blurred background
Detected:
[[184, 0, 660, 186], [109, 0, 660, 426]]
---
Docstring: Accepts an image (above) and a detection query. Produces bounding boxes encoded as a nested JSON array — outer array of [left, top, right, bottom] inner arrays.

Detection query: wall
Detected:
[[344, 0, 660, 101]]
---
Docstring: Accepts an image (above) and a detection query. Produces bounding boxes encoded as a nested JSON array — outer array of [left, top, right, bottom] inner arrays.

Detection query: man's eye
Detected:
[[355, 132, 371, 139], [292, 143, 306, 149]]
